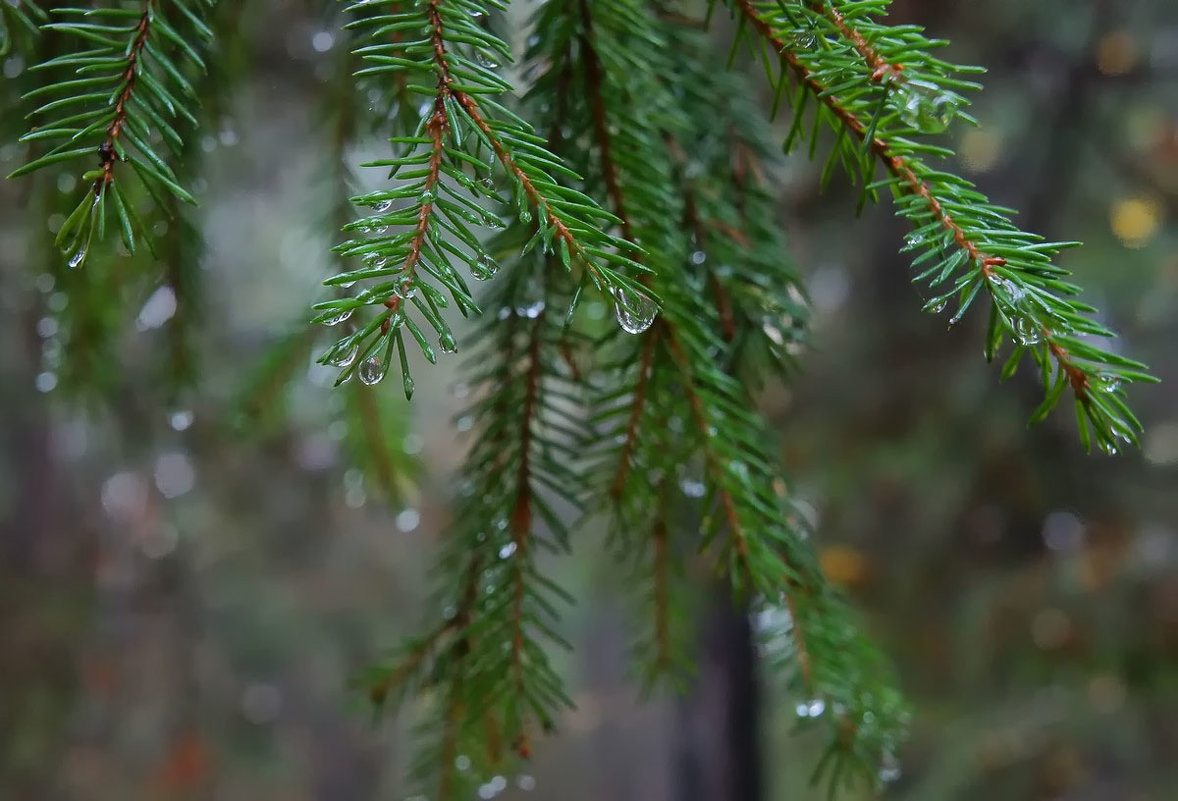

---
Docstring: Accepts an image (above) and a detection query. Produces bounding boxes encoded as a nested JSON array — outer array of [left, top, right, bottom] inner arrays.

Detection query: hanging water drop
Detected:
[[67, 248, 87, 269], [610, 286, 657, 335], [324, 309, 353, 326], [518, 209, 533, 224], [475, 51, 499, 69], [517, 299, 545, 319], [482, 213, 506, 230], [439, 331, 458, 354], [393, 275, 417, 300], [791, 31, 818, 49], [1013, 316, 1043, 346], [370, 198, 394, 213], [924, 298, 947, 315], [690, 250, 707, 265], [896, 79, 960, 134], [1095, 372, 1122, 392], [329, 342, 359, 368], [403, 372, 415, 400], [420, 188, 436, 203], [471, 252, 499, 280], [498, 541, 517, 559], [358, 356, 386, 386], [878, 753, 902, 784]]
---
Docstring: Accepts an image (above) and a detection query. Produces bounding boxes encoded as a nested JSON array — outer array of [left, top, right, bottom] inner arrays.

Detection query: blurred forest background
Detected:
[[2, 0, 1177, 799]]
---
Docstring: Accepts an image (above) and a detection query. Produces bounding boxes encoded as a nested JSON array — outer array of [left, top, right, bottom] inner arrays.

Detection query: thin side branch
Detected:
[[733, 0, 1091, 398], [95, 1, 155, 195]]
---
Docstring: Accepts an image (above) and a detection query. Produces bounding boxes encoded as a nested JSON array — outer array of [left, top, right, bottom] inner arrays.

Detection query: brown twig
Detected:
[[94, 1, 155, 196], [610, 333, 659, 499], [733, 0, 1091, 400], [382, 0, 452, 326], [508, 312, 546, 694], [453, 91, 605, 288]]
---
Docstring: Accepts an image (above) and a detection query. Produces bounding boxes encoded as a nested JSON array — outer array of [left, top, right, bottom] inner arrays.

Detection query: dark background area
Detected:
[[1, 0, 1176, 799]]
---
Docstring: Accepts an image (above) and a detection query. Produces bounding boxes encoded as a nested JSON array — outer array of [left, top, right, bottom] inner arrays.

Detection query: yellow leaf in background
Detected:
[[1110, 196, 1162, 248], [819, 544, 869, 586]]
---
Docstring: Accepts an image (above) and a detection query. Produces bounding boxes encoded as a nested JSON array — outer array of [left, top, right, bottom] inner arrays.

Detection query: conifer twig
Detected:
[[731, 0, 1155, 451]]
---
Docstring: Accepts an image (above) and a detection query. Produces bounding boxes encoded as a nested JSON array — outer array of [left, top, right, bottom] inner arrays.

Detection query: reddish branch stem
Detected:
[[580, 0, 632, 243], [453, 91, 604, 287], [95, 1, 155, 195], [509, 313, 545, 693], [734, 0, 1090, 399], [611, 333, 658, 499], [384, 0, 451, 323]]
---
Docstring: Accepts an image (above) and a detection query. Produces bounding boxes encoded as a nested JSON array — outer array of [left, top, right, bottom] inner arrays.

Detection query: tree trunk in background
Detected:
[[0, 275, 92, 799], [672, 587, 761, 801]]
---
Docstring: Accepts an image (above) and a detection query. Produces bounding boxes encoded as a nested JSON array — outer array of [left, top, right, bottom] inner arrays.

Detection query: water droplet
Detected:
[[455, 754, 471, 772], [370, 198, 393, 213], [498, 541, 517, 559], [439, 331, 458, 353], [329, 342, 359, 368], [680, 479, 705, 498], [480, 176, 495, 189], [903, 231, 925, 250], [67, 248, 87, 269], [610, 285, 656, 334], [324, 309, 353, 326], [35, 371, 58, 393], [1014, 316, 1043, 346], [517, 776, 536, 791], [794, 698, 825, 718], [403, 372, 415, 399], [421, 188, 436, 203], [475, 51, 499, 69], [690, 250, 707, 265], [518, 209, 533, 224], [896, 80, 960, 134], [169, 409, 194, 431], [394, 278, 417, 302], [396, 508, 420, 532], [471, 252, 500, 280], [1095, 372, 1122, 393], [791, 32, 818, 49], [878, 752, 901, 783], [482, 213, 506, 230], [311, 29, 335, 52], [517, 299, 546, 319], [359, 357, 386, 386], [924, 298, 947, 315]]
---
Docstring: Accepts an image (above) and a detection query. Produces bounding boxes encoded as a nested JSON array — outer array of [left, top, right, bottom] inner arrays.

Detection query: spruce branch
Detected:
[[363, 265, 582, 797], [730, 0, 1157, 453], [555, 3, 907, 787], [9, 0, 217, 269], [319, 0, 646, 396]]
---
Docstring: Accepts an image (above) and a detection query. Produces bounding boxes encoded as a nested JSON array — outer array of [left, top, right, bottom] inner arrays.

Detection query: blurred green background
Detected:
[[1, 0, 1176, 799]]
